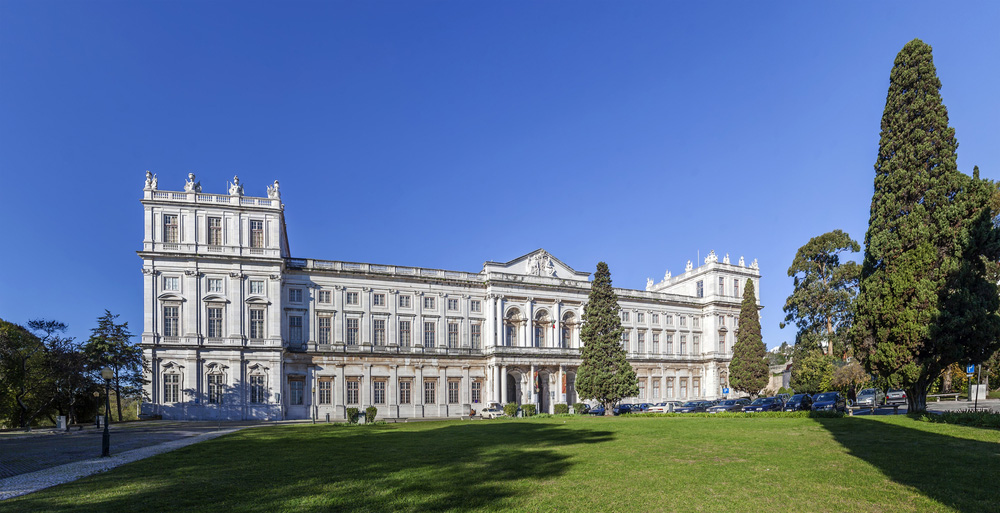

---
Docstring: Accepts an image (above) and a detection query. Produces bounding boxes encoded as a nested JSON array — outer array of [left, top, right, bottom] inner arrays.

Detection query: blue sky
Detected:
[[1, 2, 998, 349]]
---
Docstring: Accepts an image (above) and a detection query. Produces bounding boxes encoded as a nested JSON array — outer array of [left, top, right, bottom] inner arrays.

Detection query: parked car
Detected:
[[635, 403, 652, 412], [886, 389, 907, 405], [588, 405, 606, 416], [647, 402, 669, 413], [674, 401, 710, 413], [856, 388, 885, 407], [811, 392, 847, 412], [782, 394, 813, 412], [480, 402, 505, 419], [612, 404, 632, 415], [743, 397, 783, 412], [775, 393, 791, 404], [575, 404, 590, 414], [707, 398, 750, 413]]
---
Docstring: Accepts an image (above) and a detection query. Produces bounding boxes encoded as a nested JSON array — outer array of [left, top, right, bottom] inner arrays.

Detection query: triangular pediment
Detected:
[[482, 249, 590, 281]]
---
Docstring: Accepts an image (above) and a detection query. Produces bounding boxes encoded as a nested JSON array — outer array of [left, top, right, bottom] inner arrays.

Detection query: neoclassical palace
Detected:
[[139, 174, 762, 420]]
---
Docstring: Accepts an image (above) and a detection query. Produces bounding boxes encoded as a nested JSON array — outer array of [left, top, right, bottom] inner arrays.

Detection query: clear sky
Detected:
[[1, 2, 998, 349]]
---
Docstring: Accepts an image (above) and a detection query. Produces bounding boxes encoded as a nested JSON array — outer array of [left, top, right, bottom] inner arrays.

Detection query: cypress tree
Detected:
[[575, 262, 638, 414], [852, 39, 1000, 412], [730, 278, 768, 396]]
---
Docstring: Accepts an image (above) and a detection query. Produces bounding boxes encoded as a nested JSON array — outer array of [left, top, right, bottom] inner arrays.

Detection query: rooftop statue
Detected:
[[228, 175, 244, 196], [267, 180, 281, 200], [184, 173, 202, 193], [144, 170, 158, 191]]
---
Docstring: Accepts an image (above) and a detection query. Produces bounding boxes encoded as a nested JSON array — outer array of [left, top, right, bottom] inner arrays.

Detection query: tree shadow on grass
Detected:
[[6, 421, 614, 512], [813, 416, 1000, 512]]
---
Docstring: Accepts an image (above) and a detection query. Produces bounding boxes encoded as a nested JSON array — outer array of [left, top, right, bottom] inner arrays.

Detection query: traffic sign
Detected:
[[723, 387, 730, 394], [967, 364, 976, 375]]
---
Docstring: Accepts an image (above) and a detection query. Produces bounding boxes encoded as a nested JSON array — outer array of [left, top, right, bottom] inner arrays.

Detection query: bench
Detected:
[[927, 393, 961, 402]]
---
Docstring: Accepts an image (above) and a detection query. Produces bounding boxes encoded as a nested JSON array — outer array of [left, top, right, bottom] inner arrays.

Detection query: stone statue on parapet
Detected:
[[739, 256, 745, 267], [144, 170, 158, 190], [646, 278, 654, 291], [184, 173, 202, 193], [267, 180, 281, 200], [228, 175, 244, 196], [685, 260, 693, 272]]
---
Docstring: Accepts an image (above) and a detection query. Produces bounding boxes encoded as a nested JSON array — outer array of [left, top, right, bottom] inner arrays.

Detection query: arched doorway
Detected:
[[506, 369, 522, 405]]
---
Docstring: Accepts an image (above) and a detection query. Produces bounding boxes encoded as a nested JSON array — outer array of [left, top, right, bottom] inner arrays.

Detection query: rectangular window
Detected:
[[696, 281, 704, 298], [399, 320, 411, 346], [208, 216, 222, 246], [470, 324, 482, 348], [447, 298, 459, 311], [289, 315, 303, 343], [471, 300, 481, 313], [622, 331, 630, 351], [667, 378, 675, 398], [250, 220, 264, 248], [651, 313, 659, 324], [208, 278, 223, 293], [680, 378, 688, 399], [289, 380, 304, 405], [666, 334, 674, 354], [163, 214, 179, 243], [622, 311, 630, 322], [163, 306, 179, 337], [346, 380, 359, 404], [373, 319, 386, 345], [250, 375, 266, 404], [637, 313, 645, 323], [424, 380, 436, 404], [719, 277, 726, 296], [164, 374, 179, 402], [423, 297, 435, 309], [734, 278, 740, 298], [318, 316, 331, 344], [665, 315, 673, 325], [680, 316, 687, 327], [448, 381, 460, 404], [693, 335, 700, 355], [373, 380, 386, 404], [318, 380, 331, 404], [447, 322, 459, 348], [693, 378, 701, 398], [346, 318, 359, 345], [719, 315, 726, 327], [719, 334, 726, 354], [472, 381, 482, 403], [373, 293, 386, 307], [423, 322, 435, 347], [346, 292, 359, 305], [250, 309, 265, 339], [652, 333, 660, 353], [638, 380, 646, 399], [318, 290, 331, 303], [163, 276, 179, 291], [250, 280, 265, 295], [653, 379, 661, 399], [399, 380, 412, 404], [680, 335, 687, 354], [399, 295, 411, 308], [207, 307, 223, 338], [208, 374, 224, 404], [289, 289, 302, 303], [638, 332, 645, 352], [693, 316, 700, 328]]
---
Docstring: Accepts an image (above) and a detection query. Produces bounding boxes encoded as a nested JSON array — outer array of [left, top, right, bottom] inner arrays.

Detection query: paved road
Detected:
[[0, 421, 260, 479], [850, 398, 1000, 416]]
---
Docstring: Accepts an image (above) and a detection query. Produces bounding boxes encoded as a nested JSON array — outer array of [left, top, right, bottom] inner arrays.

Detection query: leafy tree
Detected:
[[831, 361, 870, 401], [782, 230, 861, 359], [27, 320, 96, 424], [576, 262, 638, 414], [852, 39, 1000, 412], [730, 278, 768, 396], [790, 338, 835, 394], [0, 319, 54, 429], [84, 310, 147, 421]]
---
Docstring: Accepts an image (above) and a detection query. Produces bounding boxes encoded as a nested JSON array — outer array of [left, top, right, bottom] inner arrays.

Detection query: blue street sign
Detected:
[[723, 388, 730, 394], [967, 364, 976, 375]]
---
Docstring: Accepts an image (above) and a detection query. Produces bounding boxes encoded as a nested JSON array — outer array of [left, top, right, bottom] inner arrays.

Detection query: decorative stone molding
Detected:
[[229, 271, 245, 278]]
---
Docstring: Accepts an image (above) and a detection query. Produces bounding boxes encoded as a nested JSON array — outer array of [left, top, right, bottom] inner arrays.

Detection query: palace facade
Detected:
[[139, 174, 762, 420]]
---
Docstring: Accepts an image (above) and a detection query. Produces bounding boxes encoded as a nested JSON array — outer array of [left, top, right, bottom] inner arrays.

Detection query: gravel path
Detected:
[[0, 425, 249, 501]]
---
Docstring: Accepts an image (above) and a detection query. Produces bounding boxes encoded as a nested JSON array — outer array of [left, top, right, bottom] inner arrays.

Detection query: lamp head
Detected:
[[101, 367, 113, 380]]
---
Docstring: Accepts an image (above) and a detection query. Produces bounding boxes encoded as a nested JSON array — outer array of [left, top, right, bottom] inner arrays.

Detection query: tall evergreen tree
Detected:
[[852, 39, 1000, 412], [730, 278, 768, 396], [84, 311, 147, 421], [782, 230, 861, 359], [575, 262, 638, 414]]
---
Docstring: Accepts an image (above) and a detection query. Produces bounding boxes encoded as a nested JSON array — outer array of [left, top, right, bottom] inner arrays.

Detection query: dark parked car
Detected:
[[635, 403, 651, 412], [612, 404, 633, 415], [811, 392, 847, 413], [588, 405, 606, 416], [707, 398, 750, 413], [886, 389, 907, 405], [674, 401, 710, 413], [782, 394, 813, 412], [743, 397, 783, 412]]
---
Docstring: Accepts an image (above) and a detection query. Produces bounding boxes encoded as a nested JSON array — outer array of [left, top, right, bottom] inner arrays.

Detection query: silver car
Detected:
[[856, 388, 885, 407], [707, 398, 750, 413]]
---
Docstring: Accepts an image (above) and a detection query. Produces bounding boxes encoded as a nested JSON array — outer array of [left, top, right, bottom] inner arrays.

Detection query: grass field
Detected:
[[6, 415, 1000, 512]]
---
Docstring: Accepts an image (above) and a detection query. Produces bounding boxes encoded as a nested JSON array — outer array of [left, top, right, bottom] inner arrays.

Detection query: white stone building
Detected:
[[139, 174, 762, 420]]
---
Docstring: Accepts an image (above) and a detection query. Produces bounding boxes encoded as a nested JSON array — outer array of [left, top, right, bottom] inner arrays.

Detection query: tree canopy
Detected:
[[575, 262, 638, 413], [729, 278, 768, 396], [852, 39, 1000, 412]]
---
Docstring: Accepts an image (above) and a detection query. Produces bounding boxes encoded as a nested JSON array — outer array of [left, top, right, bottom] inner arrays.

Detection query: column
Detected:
[[558, 365, 565, 404], [500, 365, 507, 403], [306, 365, 315, 421], [389, 290, 398, 346], [389, 364, 398, 418], [307, 285, 317, 348], [529, 363, 536, 405], [439, 366, 447, 416], [415, 365, 424, 417], [524, 299, 533, 347], [486, 295, 496, 348], [361, 363, 370, 408], [336, 364, 346, 419], [462, 366, 471, 405]]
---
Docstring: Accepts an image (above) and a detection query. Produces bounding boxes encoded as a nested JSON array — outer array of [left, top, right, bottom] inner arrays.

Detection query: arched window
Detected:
[[505, 308, 521, 347], [561, 312, 576, 348], [534, 310, 549, 347]]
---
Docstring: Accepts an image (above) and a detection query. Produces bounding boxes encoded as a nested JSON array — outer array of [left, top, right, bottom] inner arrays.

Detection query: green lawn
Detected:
[[6, 415, 1000, 512]]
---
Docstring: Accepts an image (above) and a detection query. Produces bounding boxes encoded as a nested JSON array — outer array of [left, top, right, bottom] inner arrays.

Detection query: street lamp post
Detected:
[[101, 366, 113, 457]]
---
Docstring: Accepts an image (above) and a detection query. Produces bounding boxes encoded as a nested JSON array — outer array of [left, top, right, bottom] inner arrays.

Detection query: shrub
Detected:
[[522, 404, 537, 417], [346, 407, 360, 424], [503, 402, 519, 417], [365, 406, 378, 424], [912, 409, 1000, 429], [554, 403, 569, 415], [573, 402, 589, 414]]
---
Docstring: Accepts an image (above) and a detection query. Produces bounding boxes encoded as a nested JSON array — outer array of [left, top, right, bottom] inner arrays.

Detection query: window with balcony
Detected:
[[289, 315, 303, 344], [250, 220, 264, 248], [318, 316, 331, 344], [207, 307, 223, 338], [250, 309, 265, 340], [346, 318, 359, 345], [208, 216, 222, 246], [163, 306, 179, 337], [399, 320, 411, 347], [423, 321, 435, 347], [373, 319, 386, 345], [163, 214, 178, 243]]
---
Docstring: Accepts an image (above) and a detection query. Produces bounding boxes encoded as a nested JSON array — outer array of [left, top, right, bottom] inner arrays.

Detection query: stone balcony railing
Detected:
[[286, 258, 487, 283], [142, 335, 281, 348], [145, 190, 281, 209]]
